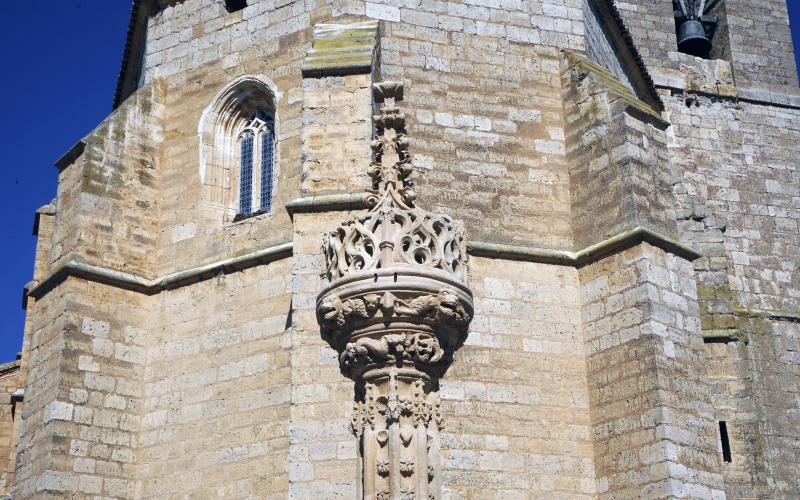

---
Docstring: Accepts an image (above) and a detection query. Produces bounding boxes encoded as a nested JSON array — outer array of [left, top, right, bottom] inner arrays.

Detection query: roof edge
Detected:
[[114, 0, 184, 109], [590, 0, 664, 113]]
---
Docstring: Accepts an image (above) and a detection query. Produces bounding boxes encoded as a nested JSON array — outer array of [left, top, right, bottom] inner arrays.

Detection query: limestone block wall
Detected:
[[147, 0, 321, 277], [724, 0, 799, 96], [442, 257, 595, 498], [32, 205, 56, 284], [738, 317, 800, 497], [703, 340, 765, 498], [562, 53, 676, 250], [377, 6, 578, 248], [287, 211, 362, 498], [667, 92, 800, 496], [301, 74, 373, 195], [135, 0, 587, 252], [13, 280, 153, 499], [579, 243, 724, 498], [50, 82, 165, 278], [611, 0, 676, 77], [666, 95, 800, 314], [0, 361, 21, 496], [135, 259, 293, 498]]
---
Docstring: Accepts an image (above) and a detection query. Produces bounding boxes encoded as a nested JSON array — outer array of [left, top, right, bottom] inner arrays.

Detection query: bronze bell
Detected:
[[677, 19, 711, 58]]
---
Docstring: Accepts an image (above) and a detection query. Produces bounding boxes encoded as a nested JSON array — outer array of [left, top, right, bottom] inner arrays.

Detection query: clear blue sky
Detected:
[[0, 1, 799, 362]]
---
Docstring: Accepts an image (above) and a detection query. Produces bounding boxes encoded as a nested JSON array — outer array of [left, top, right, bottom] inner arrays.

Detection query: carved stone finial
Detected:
[[321, 82, 468, 283], [317, 81, 473, 500]]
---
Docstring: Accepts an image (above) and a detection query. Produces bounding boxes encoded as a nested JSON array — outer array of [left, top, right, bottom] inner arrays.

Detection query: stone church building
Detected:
[[1, 0, 798, 498]]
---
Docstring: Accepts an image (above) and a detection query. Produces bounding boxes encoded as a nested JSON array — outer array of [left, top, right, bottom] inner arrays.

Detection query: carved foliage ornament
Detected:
[[321, 84, 468, 282]]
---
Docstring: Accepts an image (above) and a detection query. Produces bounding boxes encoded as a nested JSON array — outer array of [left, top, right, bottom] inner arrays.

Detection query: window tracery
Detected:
[[198, 75, 279, 224], [236, 112, 275, 218]]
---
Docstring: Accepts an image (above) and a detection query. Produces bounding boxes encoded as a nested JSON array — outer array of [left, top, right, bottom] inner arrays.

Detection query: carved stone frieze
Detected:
[[339, 332, 446, 379], [316, 81, 472, 500], [319, 288, 471, 335]]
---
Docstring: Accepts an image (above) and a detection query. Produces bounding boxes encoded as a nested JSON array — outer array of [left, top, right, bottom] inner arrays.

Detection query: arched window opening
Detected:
[[198, 75, 280, 225]]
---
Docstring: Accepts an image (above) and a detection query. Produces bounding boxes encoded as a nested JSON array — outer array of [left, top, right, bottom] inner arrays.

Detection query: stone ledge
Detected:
[[563, 51, 667, 126], [734, 307, 800, 324], [656, 83, 800, 110], [301, 21, 379, 78], [54, 140, 86, 171], [24, 242, 293, 306], [285, 193, 370, 215], [468, 226, 702, 268]]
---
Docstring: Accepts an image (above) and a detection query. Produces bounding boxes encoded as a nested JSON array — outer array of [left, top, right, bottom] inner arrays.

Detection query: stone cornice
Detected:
[[734, 307, 800, 324], [287, 195, 701, 267], [564, 52, 668, 127], [285, 193, 370, 215], [23, 242, 293, 307], [468, 226, 702, 268], [22, 227, 700, 306], [54, 140, 86, 171]]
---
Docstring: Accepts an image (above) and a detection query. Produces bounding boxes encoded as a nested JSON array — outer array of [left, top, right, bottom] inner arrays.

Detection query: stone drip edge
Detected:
[[24, 242, 293, 307], [24, 194, 798, 326]]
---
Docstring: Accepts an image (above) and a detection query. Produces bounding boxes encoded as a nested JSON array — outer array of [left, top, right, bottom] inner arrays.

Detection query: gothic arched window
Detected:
[[198, 75, 280, 225], [237, 111, 275, 216]]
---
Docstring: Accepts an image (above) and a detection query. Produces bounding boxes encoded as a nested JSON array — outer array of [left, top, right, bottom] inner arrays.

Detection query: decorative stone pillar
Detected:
[[316, 82, 473, 500]]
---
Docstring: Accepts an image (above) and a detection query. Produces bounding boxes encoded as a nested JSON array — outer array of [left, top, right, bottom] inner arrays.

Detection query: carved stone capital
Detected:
[[317, 269, 473, 381]]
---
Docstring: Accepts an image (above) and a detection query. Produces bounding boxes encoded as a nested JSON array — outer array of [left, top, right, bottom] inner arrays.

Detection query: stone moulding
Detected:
[[23, 225, 700, 310], [734, 307, 800, 324], [285, 193, 370, 215], [468, 226, 702, 267], [563, 51, 666, 122], [316, 81, 473, 500], [54, 140, 86, 171], [23, 241, 293, 307]]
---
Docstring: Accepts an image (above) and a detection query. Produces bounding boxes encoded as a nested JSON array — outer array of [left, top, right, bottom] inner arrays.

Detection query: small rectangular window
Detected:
[[719, 421, 732, 463], [225, 0, 247, 13]]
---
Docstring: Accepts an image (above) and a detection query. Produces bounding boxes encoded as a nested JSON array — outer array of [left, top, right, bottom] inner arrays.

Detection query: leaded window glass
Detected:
[[260, 128, 274, 212], [239, 132, 254, 215], [236, 112, 275, 218]]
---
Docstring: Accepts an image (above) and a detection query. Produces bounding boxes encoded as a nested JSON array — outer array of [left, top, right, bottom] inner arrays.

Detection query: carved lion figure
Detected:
[[392, 287, 468, 326], [432, 287, 468, 324], [319, 294, 344, 327]]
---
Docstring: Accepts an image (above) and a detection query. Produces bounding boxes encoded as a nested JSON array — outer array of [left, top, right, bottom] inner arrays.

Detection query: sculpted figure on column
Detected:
[[317, 81, 474, 500]]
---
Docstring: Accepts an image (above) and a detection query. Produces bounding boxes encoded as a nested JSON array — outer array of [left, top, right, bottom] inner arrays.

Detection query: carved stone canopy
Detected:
[[316, 81, 473, 500], [317, 81, 473, 382]]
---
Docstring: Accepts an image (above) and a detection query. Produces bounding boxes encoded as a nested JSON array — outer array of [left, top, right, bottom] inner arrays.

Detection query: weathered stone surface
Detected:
[[5, 1, 799, 499]]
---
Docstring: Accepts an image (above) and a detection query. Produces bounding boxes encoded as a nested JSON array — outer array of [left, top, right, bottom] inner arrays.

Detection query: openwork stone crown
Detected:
[[321, 82, 468, 283]]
